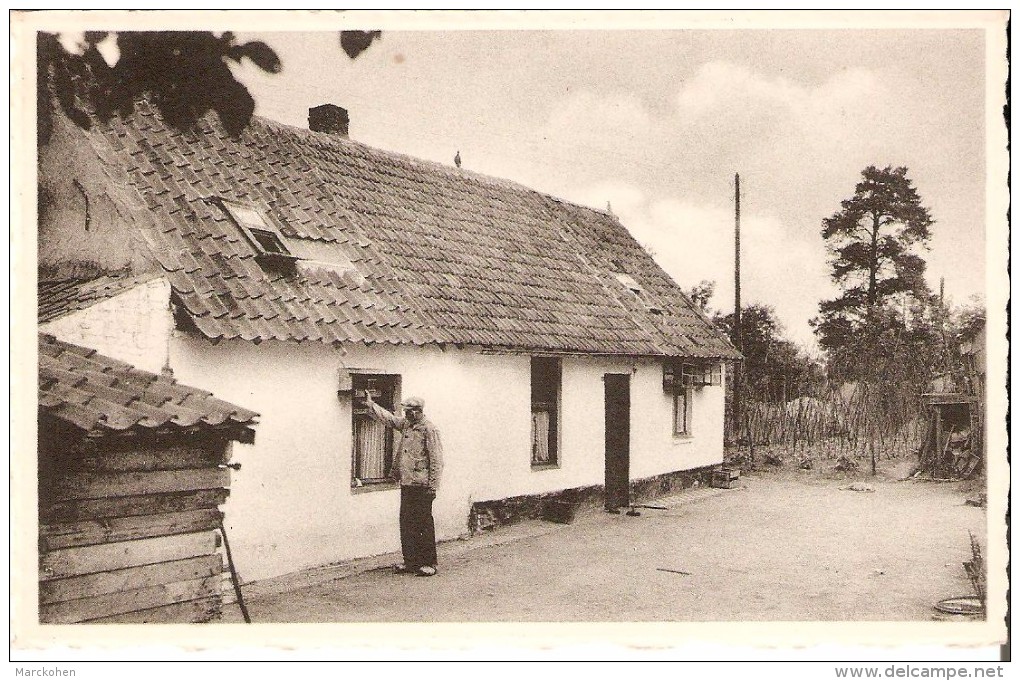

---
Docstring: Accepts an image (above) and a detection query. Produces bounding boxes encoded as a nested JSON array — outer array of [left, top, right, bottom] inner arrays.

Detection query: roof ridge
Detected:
[[251, 114, 616, 220]]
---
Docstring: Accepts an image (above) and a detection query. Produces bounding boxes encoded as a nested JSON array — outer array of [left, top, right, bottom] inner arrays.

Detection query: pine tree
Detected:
[[812, 165, 934, 372]]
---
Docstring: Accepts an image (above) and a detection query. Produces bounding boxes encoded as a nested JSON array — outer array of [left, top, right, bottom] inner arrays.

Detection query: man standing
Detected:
[[363, 391, 444, 577]]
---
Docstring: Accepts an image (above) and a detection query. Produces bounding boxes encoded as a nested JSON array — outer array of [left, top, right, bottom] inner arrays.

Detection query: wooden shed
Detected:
[[917, 393, 979, 480], [915, 320, 987, 481], [38, 334, 257, 624]]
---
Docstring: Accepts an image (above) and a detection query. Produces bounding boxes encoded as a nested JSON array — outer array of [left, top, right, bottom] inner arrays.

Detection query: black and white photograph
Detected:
[[11, 9, 1010, 665]]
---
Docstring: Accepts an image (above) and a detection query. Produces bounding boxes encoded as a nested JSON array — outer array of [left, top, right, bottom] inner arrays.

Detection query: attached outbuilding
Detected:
[[38, 333, 257, 623]]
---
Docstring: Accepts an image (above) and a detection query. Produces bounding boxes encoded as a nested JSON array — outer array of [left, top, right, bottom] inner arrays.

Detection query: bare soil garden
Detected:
[[225, 454, 987, 623]]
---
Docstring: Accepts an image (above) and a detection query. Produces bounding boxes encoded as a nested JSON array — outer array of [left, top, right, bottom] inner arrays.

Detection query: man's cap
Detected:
[[401, 396, 425, 410]]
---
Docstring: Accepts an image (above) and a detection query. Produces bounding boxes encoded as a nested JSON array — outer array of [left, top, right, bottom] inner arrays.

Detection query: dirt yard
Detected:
[[226, 461, 987, 622]]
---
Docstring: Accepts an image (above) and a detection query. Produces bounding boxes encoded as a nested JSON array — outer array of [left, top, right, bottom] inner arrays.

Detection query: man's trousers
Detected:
[[399, 486, 438, 569]]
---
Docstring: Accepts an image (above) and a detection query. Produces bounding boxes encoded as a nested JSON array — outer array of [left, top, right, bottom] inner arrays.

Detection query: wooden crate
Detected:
[[711, 468, 740, 489]]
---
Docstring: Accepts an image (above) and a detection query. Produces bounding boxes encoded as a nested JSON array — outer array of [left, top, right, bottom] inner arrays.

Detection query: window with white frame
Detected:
[[531, 357, 561, 467], [351, 373, 401, 486], [663, 360, 720, 438]]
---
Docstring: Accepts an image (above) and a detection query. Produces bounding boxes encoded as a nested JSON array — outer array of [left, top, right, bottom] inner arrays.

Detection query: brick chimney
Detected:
[[308, 104, 349, 138]]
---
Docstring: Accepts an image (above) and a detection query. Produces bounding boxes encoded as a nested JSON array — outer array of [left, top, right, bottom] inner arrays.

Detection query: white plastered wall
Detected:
[[168, 336, 504, 581], [38, 284, 726, 582], [39, 278, 174, 374], [471, 355, 724, 502], [168, 336, 725, 582]]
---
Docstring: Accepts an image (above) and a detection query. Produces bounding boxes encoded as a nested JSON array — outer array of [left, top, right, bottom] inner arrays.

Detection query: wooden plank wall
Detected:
[[39, 434, 232, 624]]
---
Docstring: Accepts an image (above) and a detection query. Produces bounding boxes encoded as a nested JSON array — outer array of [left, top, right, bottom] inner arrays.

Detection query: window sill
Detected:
[[672, 435, 695, 443], [531, 463, 561, 471], [351, 480, 400, 494]]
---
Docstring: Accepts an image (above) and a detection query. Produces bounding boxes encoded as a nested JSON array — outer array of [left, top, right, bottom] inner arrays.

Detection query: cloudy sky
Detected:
[[234, 23, 991, 350]]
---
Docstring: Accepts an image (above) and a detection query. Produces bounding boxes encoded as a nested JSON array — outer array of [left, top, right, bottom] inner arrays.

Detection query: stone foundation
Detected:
[[469, 466, 716, 533], [630, 466, 716, 503]]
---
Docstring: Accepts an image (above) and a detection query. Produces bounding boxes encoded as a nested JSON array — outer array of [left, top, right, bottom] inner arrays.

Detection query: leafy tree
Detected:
[[714, 303, 817, 401], [812, 165, 934, 375], [951, 296, 986, 340], [37, 30, 381, 143], [684, 279, 715, 314], [681, 281, 817, 401], [949, 297, 986, 396]]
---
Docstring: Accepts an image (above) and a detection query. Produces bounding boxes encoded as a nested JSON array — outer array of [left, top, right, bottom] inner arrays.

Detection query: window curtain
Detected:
[[674, 390, 689, 435], [356, 419, 388, 479], [532, 410, 551, 464]]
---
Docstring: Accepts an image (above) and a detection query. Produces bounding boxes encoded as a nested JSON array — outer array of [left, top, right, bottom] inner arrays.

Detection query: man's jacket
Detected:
[[368, 403, 444, 492]]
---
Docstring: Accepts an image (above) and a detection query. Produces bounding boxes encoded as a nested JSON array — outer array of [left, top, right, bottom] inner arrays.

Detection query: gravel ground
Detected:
[[225, 464, 986, 623]]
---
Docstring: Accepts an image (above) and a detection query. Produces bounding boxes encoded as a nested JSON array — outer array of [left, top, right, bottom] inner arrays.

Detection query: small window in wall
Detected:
[[531, 357, 561, 467], [351, 374, 401, 486], [663, 360, 695, 438]]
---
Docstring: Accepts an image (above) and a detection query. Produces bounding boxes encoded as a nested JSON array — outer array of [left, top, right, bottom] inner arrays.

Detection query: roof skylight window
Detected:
[[217, 199, 296, 261], [612, 269, 664, 314], [613, 272, 643, 294]]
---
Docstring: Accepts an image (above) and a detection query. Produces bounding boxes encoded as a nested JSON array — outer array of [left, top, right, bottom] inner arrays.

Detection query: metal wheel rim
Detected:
[[934, 596, 984, 615]]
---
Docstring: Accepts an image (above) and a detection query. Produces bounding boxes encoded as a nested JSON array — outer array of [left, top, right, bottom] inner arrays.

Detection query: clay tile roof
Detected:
[[48, 100, 738, 359], [38, 333, 258, 438]]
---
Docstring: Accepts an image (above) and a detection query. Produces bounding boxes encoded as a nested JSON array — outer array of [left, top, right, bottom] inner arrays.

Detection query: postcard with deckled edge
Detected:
[[10, 9, 1010, 659]]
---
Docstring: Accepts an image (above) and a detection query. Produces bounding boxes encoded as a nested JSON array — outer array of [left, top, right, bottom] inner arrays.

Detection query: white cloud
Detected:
[[675, 61, 884, 128], [544, 60, 974, 350], [532, 61, 910, 238], [668, 61, 900, 198], [236, 32, 987, 353], [540, 90, 654, 152]]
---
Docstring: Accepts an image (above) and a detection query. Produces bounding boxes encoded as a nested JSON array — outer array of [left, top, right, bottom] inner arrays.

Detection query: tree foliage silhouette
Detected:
[[37, 30, 381, 143], [684, 279, 716, 313], [715, 303, 816, 401]]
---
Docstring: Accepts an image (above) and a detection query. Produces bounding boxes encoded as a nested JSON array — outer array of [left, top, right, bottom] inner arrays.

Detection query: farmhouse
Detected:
[[38, 100, 739, 582], [38, 333, 257, 622]]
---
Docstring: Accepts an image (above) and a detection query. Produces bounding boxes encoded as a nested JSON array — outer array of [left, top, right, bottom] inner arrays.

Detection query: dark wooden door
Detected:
[[604, 373, 631, 510]]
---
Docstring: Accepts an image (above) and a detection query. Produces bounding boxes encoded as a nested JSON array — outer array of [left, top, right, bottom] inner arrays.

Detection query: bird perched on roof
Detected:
[[454, 151, 461, 168]]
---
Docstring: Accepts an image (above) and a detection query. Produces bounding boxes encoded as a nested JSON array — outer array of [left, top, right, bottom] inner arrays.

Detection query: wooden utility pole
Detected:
[[938, 276, 953, 382], [733, 173, 743, 433], [734, 173, 742, 351]]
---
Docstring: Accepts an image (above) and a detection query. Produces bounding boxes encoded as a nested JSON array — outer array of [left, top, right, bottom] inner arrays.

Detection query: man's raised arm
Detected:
[[363, 389, 405, 429]]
